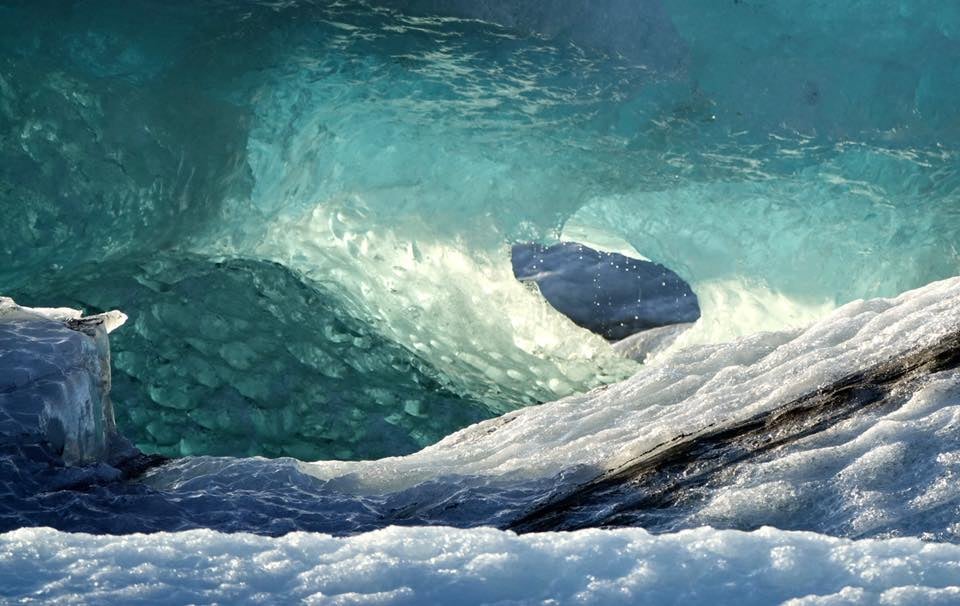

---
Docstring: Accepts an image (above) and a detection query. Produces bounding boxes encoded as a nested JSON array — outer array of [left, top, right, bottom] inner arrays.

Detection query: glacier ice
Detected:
[[12, 254, 492, 460], [301, 277, 960, 493], [2, 277, 958, 540], [1, 0, 960, 602], [611, 322, 695, 363], [1, 0, 958, 459], [511, 242, 700, 341], [0, 297, 125, 466], [146, 277, 960, 539]]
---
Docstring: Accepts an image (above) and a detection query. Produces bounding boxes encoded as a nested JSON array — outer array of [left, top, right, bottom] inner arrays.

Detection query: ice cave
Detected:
[[1, 1, 960, 604]]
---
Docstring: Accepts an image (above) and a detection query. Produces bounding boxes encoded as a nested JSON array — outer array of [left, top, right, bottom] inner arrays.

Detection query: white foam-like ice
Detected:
[[248, 200, 638, 410], [685, 368, 960, 539], [2, 525, 959, 605], [302, 276, 960, 495]]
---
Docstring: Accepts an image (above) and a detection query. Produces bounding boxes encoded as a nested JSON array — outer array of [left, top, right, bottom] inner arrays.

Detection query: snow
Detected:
[[2, 525, 959, 605], [299, 276, 960, 493]]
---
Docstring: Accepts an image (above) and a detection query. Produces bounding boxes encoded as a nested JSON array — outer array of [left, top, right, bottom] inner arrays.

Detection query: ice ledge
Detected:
[[0, 297, 127, 334], [0, 297, 128, 465]]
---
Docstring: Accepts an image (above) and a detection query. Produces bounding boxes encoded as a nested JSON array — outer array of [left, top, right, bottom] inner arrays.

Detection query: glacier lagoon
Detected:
[[1, 0, 960, 604]]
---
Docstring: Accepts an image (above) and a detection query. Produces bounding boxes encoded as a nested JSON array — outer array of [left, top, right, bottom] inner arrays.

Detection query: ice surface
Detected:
[[0, 298, 120, 465], [1, 2, 958, 602], [3, 1, 958, 456], [2, 525, 960, 605], [665, 0, 960, 137], [611, 323, 694, 363], [2, 276, 952, 539], [0, 0, 960, 458], [301, 277, 960, 494], [0, 277, 954, 539], [681, 368, 960, 540], [12, 254, 492, 460], [511, 242, 700, 341], [250, 205, 638, 410], [395, 0, 686, 70]]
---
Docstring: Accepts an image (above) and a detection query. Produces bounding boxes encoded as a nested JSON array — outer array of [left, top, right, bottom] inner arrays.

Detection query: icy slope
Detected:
[[302, 276, 960, 490], [84, 275, 954, 538], [2, 277, 957, 538], [2, 525, 959, 606]]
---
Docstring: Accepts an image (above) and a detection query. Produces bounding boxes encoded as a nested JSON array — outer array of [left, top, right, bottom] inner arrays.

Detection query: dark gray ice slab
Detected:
[[0, 298, 119, 466], [511, 242, 700, 341]]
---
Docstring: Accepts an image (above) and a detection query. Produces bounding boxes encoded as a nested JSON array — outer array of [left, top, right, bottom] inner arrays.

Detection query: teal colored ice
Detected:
[[1, 0, 958, 459]]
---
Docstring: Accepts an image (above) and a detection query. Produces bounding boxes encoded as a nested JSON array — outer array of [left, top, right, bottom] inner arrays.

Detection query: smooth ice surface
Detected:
[[3, 525, 960, 605], [511, 242, 700, 340]]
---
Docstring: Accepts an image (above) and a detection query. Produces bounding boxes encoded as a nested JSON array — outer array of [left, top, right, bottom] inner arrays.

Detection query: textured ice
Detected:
[[3, 278, 957, 539], [302, 277, 960, 492], [564, 156, 960, 346], [3, 1, 958, 454], [666, 0, 960, 137], [1, 2, 960, 601], [2, 526, 960, 605], [681, 369, 960, 540], [395, 0, 685, 70], [12, 254, 491, 460], [0, 298, 125, 466], [611, 322, 695, 363]]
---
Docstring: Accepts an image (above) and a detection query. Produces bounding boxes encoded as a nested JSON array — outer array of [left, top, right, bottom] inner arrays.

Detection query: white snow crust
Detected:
[[2, 525, 959, 605]]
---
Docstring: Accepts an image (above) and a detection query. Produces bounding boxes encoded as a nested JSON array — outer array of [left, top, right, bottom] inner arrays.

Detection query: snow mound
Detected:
[[2, 525, 959, 605]]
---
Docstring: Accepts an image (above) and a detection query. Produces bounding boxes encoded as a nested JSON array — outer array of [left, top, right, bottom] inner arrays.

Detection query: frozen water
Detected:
[[611, 323, 695, 363], [2, 0, 959, 459], [2, 525, 959, 605], [2, 278, 957, 540], [301, 277, 960, 495], [12, 255, 492, 460], [511, 242, 700, 341], [0, 298, 123, 466], [1, 1, 959, 602]]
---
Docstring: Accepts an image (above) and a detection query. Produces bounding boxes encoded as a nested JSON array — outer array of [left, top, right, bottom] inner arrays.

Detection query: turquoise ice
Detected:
[[1, 0, 958, 459]]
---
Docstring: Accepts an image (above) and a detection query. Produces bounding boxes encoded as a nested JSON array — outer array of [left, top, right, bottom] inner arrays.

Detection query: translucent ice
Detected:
[[2, 1, 958, 460]]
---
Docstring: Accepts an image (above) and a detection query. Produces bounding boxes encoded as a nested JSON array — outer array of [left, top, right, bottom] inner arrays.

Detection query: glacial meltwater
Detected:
[[1, 1, 959, 604]]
